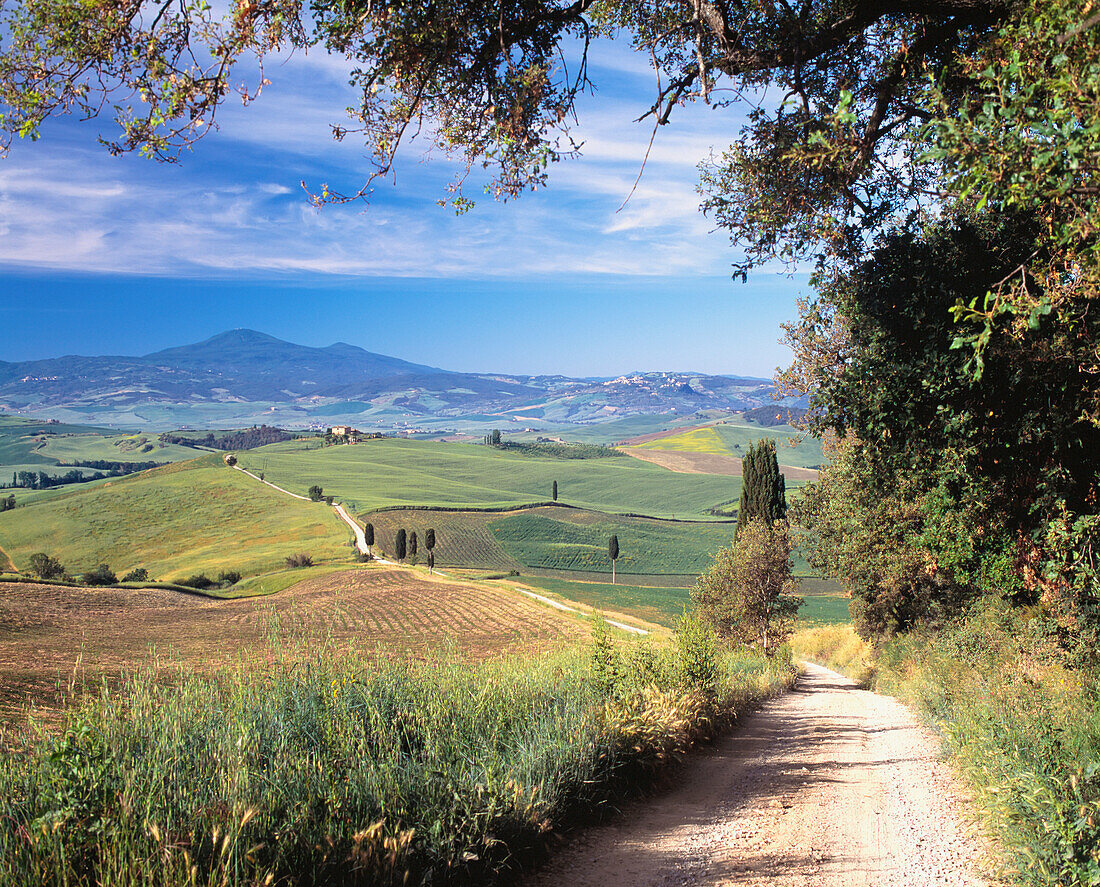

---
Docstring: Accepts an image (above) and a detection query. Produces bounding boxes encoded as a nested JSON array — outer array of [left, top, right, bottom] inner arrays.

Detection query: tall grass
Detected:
[[0, 623, 792, 886], [794, 608, 1100, 886]]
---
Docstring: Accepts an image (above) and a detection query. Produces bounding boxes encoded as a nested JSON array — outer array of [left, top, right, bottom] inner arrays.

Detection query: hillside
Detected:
[[237, 437, 749, 520], [0, 456, 352, 580]]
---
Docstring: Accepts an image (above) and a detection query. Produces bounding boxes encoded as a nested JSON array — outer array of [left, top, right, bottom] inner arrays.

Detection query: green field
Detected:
[[0, 456, 354, 581], [489, 510, 736, 574], [0, 416, 201, 480], [796, 578, 851, 625], [634, 422, 825, 469], [364, 505, 736, 575], [239, 438, 745, 519], [516, 576, 692, 627], [514, 574, 849, 629]]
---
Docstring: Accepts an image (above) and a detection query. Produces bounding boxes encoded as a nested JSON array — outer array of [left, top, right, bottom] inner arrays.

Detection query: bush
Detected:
[[27, 552, 65, 580], [217, 570, 242, 586], [675, 612, 719, 695], [121, 567, 149, 582], [178, 573, 215, 589], [82, 564, 118, 586], [285, 553, 313, 569], [308, 485, 324, 502]]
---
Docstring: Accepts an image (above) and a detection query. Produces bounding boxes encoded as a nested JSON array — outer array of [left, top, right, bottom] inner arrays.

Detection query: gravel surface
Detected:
[[523, 662, 994, 887]]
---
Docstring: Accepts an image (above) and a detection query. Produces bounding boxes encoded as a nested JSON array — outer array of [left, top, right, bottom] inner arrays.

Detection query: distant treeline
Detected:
[[502, 440, 624, 459], [4, 460, 164, 490], [159, 425, 295, 451], [741, 405, 807, 427], [483, 430, 623, 460]]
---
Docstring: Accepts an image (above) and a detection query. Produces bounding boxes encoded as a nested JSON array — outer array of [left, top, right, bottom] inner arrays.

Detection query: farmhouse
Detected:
[[329, 425, 360, 437]]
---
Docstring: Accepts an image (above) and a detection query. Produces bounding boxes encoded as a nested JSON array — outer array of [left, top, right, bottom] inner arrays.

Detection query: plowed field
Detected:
[[0, 568, 583, 723]]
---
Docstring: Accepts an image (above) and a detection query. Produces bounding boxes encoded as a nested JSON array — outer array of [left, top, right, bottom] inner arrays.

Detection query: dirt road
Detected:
[[524, 662, 991, 887]]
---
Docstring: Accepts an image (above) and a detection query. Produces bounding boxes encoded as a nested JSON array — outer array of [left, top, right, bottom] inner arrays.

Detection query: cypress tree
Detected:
[[608, 535, 620, 583], [736, 439, 787, 537], [552, 480, 558, 501], [364, 522, 375, 554], [395, 528, 407, 560], [425, 528, 436, 551], [409, 531, 418, 557]]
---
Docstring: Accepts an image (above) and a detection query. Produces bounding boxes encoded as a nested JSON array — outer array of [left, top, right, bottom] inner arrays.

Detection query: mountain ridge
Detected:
[[0, 329, 796, 430]]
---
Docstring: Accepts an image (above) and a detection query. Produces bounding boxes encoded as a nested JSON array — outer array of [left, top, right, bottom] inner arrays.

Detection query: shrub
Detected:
[[285, 553, 313, 568], [217, 570, 242, 586], [308, 485, 324, 502], [675, 612, 719, 695], [121, 567, 149, 582], [27, 552, 65, 580], [178, 573, 215, 589], [82, 563, 118, 586]]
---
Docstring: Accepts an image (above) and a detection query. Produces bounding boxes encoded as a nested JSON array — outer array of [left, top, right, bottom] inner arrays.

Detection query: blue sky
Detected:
[[0, 35, 808, 377]]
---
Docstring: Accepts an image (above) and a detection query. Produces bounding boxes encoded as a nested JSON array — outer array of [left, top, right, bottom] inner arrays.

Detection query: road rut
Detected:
[[524, 662, 992, 887]]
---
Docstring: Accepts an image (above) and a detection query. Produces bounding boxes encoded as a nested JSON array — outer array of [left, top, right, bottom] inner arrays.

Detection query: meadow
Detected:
[[517, 575, 850, 629], [237, 438, 744, 520], [0, 417, 198, 480], [0, 456, 352, 581]]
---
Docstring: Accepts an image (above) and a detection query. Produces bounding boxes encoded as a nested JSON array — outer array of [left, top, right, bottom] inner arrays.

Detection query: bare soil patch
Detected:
[[622, 447, 819, 481], [0, 569, 583, 724]]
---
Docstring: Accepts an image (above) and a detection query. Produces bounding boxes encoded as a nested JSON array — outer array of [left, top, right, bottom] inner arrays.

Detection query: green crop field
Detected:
[[36, 432, 198, 464], [363, 509, 521, 571], [796, 578, 851, 625], [515, 574, 849, 629], [633, 422, 825, 469], [0, 456, 354, 581], [488, 510, 736, 574], [238, 438, 744, 519], [361, 506, 735, 576], [516, 576, 692, 628]]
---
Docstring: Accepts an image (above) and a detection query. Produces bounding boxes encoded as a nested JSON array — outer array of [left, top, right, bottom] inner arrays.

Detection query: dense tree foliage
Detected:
[[691, 519, 801, 655], [395, 528, 407, 560], [160, 427, 295, 451], [735, 438, 786, 536], [790, 211, 1100, 649], [27, 552, 65, 580]]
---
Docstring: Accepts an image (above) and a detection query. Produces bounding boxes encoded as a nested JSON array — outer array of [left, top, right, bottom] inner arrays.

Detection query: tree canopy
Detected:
[[0, 1, 1010, 245]]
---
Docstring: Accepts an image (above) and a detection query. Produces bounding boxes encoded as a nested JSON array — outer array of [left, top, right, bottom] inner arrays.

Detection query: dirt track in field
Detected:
[[0, 569, 582, 722], [621, 447, 820, 481], [524, 662, 992, 887]]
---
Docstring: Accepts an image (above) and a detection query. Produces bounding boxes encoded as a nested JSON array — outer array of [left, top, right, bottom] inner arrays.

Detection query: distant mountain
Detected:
[[0, 330, 797, 430]]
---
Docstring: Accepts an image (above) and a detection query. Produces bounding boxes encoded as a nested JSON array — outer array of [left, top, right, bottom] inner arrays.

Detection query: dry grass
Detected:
[[0, 567, 584, 725]]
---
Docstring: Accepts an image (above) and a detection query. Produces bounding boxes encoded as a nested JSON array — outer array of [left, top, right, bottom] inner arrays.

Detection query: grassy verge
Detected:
[[792, 609, 1100, 886], [0, 623, 793, 887]]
